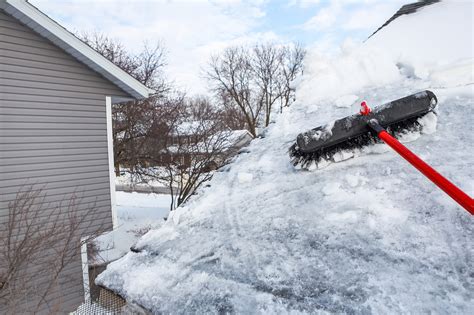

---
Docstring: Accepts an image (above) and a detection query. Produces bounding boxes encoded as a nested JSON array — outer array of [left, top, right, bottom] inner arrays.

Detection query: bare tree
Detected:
[[131, 96, 233, 210], [218, 94, 248, 131], [207, 43, 306, 137], [0, 186, 109, 314], [112, 97, 156, 176], [135, 42, 168, 92], [253, 44, 284, 127], [79, 32, 169, 175], [278, 43, 306, 113], [80, 32, 137, 74], [79, 32, 167, 93], [207, 47, 261, 137]]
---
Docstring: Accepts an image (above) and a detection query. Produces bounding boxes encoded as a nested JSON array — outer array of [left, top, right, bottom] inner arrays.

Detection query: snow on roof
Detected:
[[97, 1, 473, 313], [0, 0, 153, 99], [164, 129, 252, 154], [366, 0, 473, 86], [367, 0, 440, 40], [222, 129, 253, 148]]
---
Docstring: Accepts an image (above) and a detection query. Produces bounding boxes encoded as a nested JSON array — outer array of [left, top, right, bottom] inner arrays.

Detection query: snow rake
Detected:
[[290, 90, 474, 214]]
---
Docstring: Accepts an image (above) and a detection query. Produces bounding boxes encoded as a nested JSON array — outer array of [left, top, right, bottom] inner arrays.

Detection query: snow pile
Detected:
[[367, 0, 473, 87], [97, 2, 473, 313], [297, 42, 401, 106]]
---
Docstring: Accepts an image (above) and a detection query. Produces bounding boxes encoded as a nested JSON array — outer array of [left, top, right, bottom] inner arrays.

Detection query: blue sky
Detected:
[[31, 0, 409, 94], [250, 1, 408, 49]]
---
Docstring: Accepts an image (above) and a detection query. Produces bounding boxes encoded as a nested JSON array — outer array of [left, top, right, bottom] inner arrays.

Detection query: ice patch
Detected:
[[335, 94, 358, 108], [134, 224, 180, 250]]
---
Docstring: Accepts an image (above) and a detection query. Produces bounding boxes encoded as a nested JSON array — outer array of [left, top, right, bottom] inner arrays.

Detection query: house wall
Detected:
[[0, 10, 131, 313]]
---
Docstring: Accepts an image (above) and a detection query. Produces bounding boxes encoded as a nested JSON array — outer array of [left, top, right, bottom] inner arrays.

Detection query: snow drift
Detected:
[[97, 2, 473, 313]]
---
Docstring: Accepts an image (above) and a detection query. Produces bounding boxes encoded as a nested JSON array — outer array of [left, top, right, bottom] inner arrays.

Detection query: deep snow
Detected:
[[97, 2, 473, 313]]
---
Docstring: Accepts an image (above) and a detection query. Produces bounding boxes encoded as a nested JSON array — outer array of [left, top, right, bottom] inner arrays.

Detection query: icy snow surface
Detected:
[[98, 87, 474, 314], [93, 192, 170, 264], [98, 2, 473, 313]]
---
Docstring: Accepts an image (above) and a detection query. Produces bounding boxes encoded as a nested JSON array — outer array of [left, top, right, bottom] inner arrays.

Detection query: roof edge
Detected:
[[3, 0, 154, 99]]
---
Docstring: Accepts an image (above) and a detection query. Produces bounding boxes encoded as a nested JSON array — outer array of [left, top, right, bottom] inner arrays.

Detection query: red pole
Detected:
[[375, 129, 474, 214]]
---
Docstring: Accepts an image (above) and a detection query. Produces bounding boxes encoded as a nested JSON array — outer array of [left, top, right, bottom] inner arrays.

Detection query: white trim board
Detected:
[[80, 238, 91, 302], [2, 0, 153, 99], [106, 96, 118, 229]]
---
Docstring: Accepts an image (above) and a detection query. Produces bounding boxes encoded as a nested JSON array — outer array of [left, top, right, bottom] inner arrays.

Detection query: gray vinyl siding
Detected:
[[0, 9, 132, 314]]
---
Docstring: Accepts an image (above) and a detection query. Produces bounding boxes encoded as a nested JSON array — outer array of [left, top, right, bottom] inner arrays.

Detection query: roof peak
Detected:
[[1, 0, 154, 99]]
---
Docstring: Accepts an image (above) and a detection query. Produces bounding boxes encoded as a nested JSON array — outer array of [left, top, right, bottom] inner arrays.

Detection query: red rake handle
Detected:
[[368, 120, 474, 214]]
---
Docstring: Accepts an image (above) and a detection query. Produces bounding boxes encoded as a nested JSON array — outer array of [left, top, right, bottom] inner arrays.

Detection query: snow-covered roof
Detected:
[[366, 0, 473, 86], [223, 129, 253, 149], [0, 0, 153, 99], [97, 1, 473, 313], [367, 0, 440, 40], [164, 129, 252, 154]]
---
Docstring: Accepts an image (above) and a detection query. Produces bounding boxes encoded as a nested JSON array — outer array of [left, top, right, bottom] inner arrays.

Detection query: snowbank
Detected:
[[97, 2, 473, 313]]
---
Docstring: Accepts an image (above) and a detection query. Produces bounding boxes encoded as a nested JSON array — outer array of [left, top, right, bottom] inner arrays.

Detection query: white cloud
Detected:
[[29, 0, 410, 93], [301, 0, 409, 31], [30, 0, 271, 95], [301, 2, 342, 30], [342, 3, 404, 30], [288, 0, 320, 8]]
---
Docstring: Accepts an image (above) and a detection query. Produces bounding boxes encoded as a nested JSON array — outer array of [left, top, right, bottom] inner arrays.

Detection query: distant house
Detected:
[[0, 0, 152, 313], [159, 126, 253, 170], [212, 129, 254, 168]]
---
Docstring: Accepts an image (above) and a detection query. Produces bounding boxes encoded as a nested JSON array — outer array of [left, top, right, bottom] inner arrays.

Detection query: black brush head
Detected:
[[290, 114, 429, 168], [290, 91, 438, 168]]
